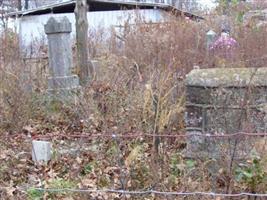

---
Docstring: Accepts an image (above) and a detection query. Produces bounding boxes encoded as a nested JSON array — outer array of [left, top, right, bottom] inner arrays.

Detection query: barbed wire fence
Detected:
[[1, 132, 267, 199], [2, 186, 267, 198]]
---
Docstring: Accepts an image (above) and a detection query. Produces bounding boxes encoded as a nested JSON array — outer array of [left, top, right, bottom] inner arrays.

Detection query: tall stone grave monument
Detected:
[[45, 17, 80, 100]]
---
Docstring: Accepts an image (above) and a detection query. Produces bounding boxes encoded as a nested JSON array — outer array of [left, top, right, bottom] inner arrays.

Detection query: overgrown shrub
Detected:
[[2, 10, 267, 134]]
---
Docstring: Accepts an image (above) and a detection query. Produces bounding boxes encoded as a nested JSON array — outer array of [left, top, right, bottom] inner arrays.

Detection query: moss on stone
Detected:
[[186, 68, 267, 87]]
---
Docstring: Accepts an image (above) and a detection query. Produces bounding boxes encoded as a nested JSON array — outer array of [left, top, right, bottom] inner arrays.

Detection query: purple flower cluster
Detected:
[[209, 34, 238, 60], [210, 35, 238, 51]]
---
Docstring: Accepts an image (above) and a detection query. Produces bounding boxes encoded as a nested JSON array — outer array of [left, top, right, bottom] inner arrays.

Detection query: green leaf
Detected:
[[186, 160, 196, 169], [243, 171, 253, 179], [27, 188, 44, 200]]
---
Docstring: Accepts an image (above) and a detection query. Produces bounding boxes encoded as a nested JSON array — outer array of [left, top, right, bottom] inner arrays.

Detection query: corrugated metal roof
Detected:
[[6, 0, 75, 17], [6, 0, 204, 20]]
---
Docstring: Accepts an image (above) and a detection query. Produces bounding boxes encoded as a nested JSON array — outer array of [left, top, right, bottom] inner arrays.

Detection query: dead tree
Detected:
[[75, 0, 91, 85]]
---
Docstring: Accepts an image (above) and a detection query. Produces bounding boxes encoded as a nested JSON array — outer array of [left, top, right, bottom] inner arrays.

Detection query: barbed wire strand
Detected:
[[16, 47, 267, 66], [225, 54, 267, 66], [25, 132, 267, 141], [1, 186, 267, 197], [202, 53, 267, 69]]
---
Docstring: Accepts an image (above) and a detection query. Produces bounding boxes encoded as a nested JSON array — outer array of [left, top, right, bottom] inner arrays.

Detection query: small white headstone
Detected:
[[32, 140, 52, 163], [206, 30, 216, 49]]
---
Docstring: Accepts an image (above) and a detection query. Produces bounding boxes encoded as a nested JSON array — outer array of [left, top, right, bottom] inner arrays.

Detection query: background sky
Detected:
[[198, 0, 217, 9]]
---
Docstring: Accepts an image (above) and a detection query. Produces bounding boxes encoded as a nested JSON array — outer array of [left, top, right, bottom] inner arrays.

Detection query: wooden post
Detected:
[[75, 0, 91, 85], [25, 0, 29, 10], [17, 0, 22, 11]]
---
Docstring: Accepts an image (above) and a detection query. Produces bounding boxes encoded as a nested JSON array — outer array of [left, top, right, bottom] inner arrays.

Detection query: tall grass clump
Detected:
[[0, 30, 32, 131], [82, 17, 207, 134]]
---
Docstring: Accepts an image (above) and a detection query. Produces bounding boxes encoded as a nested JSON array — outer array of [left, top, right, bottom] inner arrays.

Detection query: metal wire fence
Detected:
[[2, 186, 267, 198], [2, 131, 267, 199]]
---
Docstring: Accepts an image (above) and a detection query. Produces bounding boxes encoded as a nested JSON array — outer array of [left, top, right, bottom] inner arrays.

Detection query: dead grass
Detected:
[[2, 12, 267, 133]]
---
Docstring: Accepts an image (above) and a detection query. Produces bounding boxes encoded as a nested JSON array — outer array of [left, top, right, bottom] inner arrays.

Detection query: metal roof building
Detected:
[[6, 0, 203, 54]]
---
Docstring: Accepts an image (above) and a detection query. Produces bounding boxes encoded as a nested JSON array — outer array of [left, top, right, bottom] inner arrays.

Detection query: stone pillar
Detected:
[[206, 30, 216, 50], [185, 67, 267, 158], [44, 17, 79, 99]]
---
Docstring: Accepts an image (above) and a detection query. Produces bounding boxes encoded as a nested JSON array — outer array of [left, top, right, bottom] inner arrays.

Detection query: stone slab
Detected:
[[186, 68, 267, 88], [32, 140, 52, 163]]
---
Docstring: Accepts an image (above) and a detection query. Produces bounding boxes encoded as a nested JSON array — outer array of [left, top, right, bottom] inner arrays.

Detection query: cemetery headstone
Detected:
[[44, 17, 80, 100], [206, 30, 216, 50], [32, 140, 52, 163], [185, 67, 267, 158]]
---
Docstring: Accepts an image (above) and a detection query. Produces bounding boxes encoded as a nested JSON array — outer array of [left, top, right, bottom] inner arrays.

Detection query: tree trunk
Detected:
[[25, 0, 29, 10], [75, 0, 91, 85], [17, 0, 22, 10]]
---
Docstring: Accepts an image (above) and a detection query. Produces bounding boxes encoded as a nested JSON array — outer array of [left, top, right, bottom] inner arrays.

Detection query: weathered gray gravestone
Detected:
[[185, 67, 267, 158], [206, 30, 216, 50], [44, 17, 80, 100]]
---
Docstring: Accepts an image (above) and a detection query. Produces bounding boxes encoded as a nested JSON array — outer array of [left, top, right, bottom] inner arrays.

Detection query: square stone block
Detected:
[[32, 140, 52, 163]]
